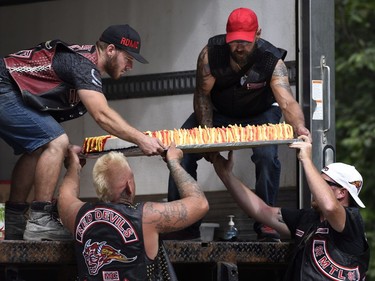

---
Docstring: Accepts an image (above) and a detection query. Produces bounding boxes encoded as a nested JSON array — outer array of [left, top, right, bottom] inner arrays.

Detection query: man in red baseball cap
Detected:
[[225, 7, 259, 43], [166, 7, 311, 242]]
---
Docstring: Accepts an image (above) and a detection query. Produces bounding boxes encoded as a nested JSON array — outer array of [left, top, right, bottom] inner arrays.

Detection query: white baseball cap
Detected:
[[321, 162, 365, 208]]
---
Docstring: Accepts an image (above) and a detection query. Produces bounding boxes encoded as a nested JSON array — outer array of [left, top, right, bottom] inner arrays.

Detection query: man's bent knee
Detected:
[[43, 134, 69, 153]]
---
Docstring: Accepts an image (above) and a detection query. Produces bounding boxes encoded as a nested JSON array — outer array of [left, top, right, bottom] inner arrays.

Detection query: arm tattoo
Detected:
[[272, 61, 292, 92], [144, 160, 205, 232], [196, 47, 211, 80], [143, 201, 188, 232], [273, 61, 288, 77], [194, 47, 213, 126], [167, 159, 204, 198]]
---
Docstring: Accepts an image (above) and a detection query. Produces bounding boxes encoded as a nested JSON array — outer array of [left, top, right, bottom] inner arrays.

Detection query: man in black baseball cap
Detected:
[[100, 24, 148, 64], [1, 23, 163, 241]]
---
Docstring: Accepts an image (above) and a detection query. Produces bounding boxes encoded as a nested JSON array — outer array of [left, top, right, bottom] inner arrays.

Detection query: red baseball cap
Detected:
[[226, 8, 259, 43]]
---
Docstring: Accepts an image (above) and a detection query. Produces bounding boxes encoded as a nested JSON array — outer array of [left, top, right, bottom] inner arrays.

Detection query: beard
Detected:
[[230, 42, 258, 67], [104, 54, 121, 80]]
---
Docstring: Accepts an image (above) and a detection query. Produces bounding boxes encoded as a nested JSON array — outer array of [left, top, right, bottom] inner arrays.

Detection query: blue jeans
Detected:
[[0, 90, 65, 155], [168, 106, 282, 230]]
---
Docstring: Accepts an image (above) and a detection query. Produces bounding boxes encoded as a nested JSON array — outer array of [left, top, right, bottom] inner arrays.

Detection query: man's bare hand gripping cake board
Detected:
[[80, 123, 297, 157]]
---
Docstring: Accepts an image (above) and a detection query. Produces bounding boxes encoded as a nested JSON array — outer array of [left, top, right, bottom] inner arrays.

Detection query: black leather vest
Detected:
[[3, 40, 97, 122], [74, 202, 160, 281], [207, 35, 286, 118], [284, 208, 369, 281]]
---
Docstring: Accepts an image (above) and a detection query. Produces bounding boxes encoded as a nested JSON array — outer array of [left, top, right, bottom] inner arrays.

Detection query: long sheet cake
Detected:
[[81, 123, 295, 155]]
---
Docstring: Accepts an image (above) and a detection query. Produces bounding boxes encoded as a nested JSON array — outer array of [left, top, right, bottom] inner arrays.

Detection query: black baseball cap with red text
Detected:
[[100, 24, 148, 64]]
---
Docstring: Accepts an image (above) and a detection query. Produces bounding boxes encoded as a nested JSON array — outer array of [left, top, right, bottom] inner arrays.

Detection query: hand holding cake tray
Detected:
[[80, 123, 299, 158]]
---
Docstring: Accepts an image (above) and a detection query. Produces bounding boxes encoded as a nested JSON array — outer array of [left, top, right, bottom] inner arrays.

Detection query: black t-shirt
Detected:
[[53, 49, 103, 93]]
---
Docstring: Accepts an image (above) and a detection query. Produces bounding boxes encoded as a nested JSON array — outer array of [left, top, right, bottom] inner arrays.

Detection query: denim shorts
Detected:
[[0, 90, 65, 155]]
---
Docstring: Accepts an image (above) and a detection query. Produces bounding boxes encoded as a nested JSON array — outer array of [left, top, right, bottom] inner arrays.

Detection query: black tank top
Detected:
[[207, 35, 286, 118]]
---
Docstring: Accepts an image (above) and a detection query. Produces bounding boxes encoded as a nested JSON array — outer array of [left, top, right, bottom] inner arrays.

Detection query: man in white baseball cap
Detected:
[[209, 135, 369, 280], [321, 162, 365, 208]]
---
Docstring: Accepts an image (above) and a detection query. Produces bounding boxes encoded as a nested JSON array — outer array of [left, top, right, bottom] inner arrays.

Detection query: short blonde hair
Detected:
[[92, 151, 130, 202]]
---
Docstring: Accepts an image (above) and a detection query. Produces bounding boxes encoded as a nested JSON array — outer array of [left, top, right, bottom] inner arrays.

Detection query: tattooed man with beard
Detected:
[[166, 7, 310, 242]]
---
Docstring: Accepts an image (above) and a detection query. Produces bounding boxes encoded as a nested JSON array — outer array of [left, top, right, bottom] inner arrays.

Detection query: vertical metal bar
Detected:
[[298, 0, 336, 208], [321, 56, 331, 134]]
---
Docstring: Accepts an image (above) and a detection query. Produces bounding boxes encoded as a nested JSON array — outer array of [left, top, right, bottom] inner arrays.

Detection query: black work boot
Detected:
[[5, 201, 29, 240]]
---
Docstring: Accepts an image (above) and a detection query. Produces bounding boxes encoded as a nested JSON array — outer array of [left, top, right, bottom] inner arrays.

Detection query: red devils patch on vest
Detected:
[[76, 207, 139, 243]]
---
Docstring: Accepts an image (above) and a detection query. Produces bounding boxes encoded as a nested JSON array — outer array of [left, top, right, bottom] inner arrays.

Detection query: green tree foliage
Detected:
[[335, 0, 375, 278]]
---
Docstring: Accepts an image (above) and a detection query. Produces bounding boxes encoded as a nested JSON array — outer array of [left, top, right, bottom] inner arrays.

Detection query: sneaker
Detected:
[[5, 202, 29, 240], [256, 224, 281, 242], [23, 202, 72, 241]]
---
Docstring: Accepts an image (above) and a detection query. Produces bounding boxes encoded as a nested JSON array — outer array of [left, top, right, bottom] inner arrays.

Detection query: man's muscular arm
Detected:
[[193, 46, 216, 127], [79, 89, 166, 156], [271, 60, 311, 140], [145, 159, 207, 232], [208, 151, 291, 236], [143, 144, 208, 233], [58, 145, 85, 234]]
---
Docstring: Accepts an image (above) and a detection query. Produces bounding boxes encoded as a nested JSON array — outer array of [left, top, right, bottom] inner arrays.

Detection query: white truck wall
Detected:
[[0, 0, 296, 197]]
